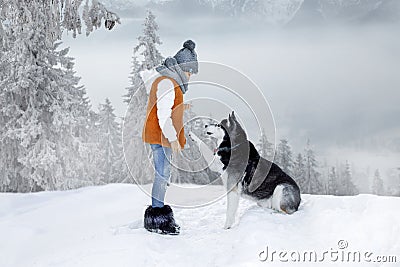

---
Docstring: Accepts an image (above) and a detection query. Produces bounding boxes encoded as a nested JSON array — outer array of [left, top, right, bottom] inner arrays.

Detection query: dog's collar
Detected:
[[214, 141, 247, 155]]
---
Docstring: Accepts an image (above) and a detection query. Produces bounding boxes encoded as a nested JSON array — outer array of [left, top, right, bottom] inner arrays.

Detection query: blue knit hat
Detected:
[[173, 40, 198, 74]]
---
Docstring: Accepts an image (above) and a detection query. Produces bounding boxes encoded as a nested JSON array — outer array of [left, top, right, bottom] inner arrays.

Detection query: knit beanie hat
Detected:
[[173, 40, 198, 74]]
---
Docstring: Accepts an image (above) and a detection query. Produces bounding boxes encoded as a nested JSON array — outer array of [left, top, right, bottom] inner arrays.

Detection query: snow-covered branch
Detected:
[[0, 0, 120, 42]]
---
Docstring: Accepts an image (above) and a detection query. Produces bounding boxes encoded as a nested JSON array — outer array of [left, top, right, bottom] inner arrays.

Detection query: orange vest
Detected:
[[142, 76, 186, 148]]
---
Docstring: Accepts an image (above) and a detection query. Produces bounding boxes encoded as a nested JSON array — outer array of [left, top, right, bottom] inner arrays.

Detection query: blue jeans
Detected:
[[150, 144, 172, 208]]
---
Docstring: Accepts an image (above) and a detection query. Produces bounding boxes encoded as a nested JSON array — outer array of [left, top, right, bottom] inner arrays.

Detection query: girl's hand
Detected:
[[171, 140, 181, 154]]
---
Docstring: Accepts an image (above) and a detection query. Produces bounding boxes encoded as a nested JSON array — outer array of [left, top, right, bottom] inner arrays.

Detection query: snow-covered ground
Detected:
[[1, 184, 399, 267]]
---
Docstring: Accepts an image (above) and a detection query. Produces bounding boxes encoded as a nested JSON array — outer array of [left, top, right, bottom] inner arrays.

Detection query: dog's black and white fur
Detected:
[[191, 112, 301, 229]]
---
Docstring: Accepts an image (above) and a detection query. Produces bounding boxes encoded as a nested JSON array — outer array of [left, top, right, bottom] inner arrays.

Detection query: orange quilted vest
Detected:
[[142, 76, 186, 148]]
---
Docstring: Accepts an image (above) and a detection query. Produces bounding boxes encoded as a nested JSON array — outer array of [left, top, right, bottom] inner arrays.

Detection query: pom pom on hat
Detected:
[[173, 39, 198, 74], [183, 40, 196, 51]]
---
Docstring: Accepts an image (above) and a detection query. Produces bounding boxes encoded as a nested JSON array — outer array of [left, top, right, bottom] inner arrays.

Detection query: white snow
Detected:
[[1, 184, 399, 267]]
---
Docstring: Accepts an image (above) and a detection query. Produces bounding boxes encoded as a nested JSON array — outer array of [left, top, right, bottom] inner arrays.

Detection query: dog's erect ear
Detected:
[[231, 111, 236, 120], [228, 112, 235, 126]]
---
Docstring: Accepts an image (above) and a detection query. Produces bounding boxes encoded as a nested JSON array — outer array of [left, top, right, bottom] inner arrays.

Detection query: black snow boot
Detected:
[[144, 205, 180, 235]]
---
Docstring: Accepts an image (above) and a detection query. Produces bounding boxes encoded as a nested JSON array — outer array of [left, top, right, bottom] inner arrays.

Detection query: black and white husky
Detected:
[[190, 112, 301, 229]]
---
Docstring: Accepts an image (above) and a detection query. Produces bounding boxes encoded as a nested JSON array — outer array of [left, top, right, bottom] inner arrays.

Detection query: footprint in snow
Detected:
[[110, 219, 143, 235]]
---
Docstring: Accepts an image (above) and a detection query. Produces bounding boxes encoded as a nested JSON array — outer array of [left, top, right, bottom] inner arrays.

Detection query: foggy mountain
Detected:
[[101, 0, 400, 24]]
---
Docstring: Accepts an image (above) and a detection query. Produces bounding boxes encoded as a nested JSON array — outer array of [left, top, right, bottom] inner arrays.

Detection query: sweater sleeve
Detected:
[[156, 79, 178, 142]]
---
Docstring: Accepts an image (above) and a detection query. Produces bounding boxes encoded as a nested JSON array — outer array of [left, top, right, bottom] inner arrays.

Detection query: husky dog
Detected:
[[193, 112, 301, 229]]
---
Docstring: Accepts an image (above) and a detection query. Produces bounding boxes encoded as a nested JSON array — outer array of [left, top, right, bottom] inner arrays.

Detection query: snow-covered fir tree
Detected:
[[0, 4, 97, 191], [0, 1, 120, 192], [276, 139, 293, 175], [371, 169, 385, 196], [327, 166, 339, 195], [124, 56, 143, 104], [0, 21, 11, 191], [61, 86, 103, 189], [134, 10, 164, 71], [123, 11, 164, 184], [397, 168, 400, 197], [123, 54, 153, 184], [0, 0, 120, 41], [337, 161, 358, 196], [97, 98, 127, 183], [256, 129, 274, 161], [293, 153, 306, 191], [303, 140, 323, 194]]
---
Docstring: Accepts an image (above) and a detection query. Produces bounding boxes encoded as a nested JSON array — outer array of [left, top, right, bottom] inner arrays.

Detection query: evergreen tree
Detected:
[[371, 169, 385, 196], [337, 161, 358, 196], [60, 87, 103, 190], [256, 129, 274, 160], [398, 168, 400, 197], [76, 107, 104, 187], [134, 10, 164, 71], [122, 11, 163, 184], [293, 153, 306, 191], [0, 22, 12, 191], [0, 0, 119, 41], [0, 1, 119, 192], [327, 166, 339, 195], [276, 139, 293, 175], [97, 98, 127, 183], [303, 140, 323, 194], [123, 10, 163, 183], [0, 6, 94, 191], [122, 55, 152, 184], [124, 56, 144, 104]]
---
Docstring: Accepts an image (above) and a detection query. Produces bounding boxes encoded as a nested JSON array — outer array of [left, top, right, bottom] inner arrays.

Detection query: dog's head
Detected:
[[204, 111, 247, 144], [204, 122, 225, 141]]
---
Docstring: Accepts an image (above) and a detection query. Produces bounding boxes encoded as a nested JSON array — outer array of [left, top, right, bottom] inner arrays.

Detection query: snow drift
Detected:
[[1, 184, 399, 266]]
